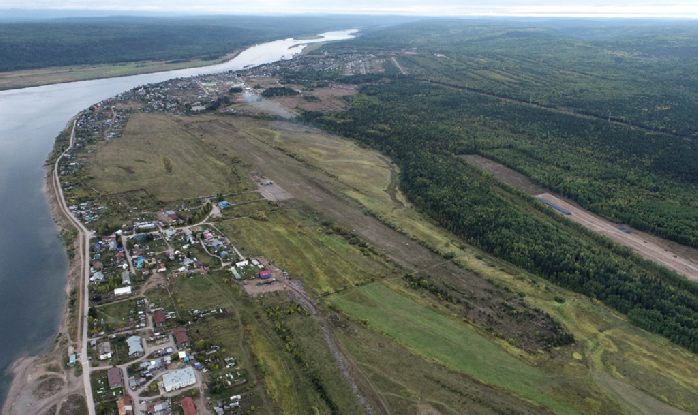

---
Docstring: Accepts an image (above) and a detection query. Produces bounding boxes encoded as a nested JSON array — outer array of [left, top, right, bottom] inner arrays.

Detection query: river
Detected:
[[0, 28, 356, 408]]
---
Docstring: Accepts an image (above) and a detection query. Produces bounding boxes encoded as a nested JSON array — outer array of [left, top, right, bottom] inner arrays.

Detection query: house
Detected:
[[122, 271, 131, 285], [173, 327, 191, 349], [91, 271, 105, 283], [162, 366, 197, 392], [259, 270, 272, 279], [107, 367, 123, 389], [99, 342, 112, 360], [109, 241, 118, 251], [127, 335, 144, 358], [218, 201, 229, 209], [235, 260, 248, 268], [165, 210, 178, 221], [68, 354, 76, 366], [181, 397, 197, 415], [148, 401, 169, 415], [117, 395, 133, 415], [153, 310, 166, 327], [114, 286, 132, 296]]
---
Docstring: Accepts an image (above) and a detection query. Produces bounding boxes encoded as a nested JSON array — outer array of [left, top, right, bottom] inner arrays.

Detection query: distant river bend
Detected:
[[0, 28, 356, 407]]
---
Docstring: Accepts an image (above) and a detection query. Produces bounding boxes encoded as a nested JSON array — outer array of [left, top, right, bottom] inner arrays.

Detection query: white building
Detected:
[[98, 342, 112, 360], [162, 367, 197, 392], [114, 286, 132, 296]]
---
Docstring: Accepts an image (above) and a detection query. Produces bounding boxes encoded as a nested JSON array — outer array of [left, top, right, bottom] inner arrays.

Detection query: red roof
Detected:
[[259, 270, 272, 278], [182, 397, 197, 415], [107, 367, 122, 388], [173, 327, 190, 346], [153, 310, 166, 325]]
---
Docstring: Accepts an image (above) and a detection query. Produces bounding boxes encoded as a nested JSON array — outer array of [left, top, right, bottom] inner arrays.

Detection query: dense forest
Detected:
[[293, 21, 698, 352], [0, 15, 412, 72], [339, 20, 698, 137]]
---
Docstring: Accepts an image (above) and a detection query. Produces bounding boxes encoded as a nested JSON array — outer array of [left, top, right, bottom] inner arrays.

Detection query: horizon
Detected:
[[2, 5, 698, 19]]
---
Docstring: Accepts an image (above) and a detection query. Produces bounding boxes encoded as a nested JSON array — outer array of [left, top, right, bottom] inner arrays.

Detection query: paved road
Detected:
[[53, 119, 96, 415]]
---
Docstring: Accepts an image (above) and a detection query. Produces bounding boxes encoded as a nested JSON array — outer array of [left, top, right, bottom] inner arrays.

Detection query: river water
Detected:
[[0, 29, 355, 408]]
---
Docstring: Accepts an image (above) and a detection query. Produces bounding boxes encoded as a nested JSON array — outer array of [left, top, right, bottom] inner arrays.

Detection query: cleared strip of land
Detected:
[[537, 193, 698, 281], [462, 154, 698, 281]]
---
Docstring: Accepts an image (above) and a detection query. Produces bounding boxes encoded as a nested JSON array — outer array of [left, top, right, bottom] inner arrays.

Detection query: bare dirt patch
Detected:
[[249, 171, 293, 202], [33, 377, 65, 399], [274, 85, 358, 113], [240, 257, 288, 297], [537, 193, 698, 280], [461, 154, 546, 195]]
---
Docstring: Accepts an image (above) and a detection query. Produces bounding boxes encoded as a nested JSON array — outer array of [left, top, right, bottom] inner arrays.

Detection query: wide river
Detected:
[[0, 28, 355, 407]]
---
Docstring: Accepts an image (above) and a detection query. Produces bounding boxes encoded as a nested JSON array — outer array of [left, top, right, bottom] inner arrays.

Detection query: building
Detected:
[[127, 335, 144, 358], [173, 327, 191, 349], [99, 342, 112, 360], [162, 366, 196, 392], [148, 401, 169, 415], [122, 270, 131, 285], [68, 354, 76, 366], [107, 367, 123, 389], [91, 271, 105, 283], [181, 396, 197, 415], [153, 310, 166, 327], [117, 395, 133, 415], [259, 270, 272, 279], [114, 286, 132, 296]]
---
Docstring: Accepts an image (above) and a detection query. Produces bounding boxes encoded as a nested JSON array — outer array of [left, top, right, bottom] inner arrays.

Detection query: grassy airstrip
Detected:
[[84, 109, 698, 413]]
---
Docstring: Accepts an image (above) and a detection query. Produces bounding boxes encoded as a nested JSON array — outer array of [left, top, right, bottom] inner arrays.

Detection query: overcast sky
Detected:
[[1, 0, 697, 18]]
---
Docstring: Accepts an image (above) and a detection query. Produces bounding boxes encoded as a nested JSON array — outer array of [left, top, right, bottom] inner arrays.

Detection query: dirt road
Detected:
[[537, 193, 698, 281]]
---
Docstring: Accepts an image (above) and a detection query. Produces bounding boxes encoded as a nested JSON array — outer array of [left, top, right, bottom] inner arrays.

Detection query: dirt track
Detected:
[[537, 193, 698, 281]]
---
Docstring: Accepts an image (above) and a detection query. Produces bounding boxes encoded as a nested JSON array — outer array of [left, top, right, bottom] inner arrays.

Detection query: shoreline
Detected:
[[0, 50, 242, 92], [1, 164, 85, 415]]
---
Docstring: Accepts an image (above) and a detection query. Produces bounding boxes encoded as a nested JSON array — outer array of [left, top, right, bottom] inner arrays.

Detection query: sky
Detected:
[[1, 0, 697, 18]]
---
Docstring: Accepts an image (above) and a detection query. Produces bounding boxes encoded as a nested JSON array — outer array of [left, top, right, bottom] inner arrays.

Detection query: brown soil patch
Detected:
[[537, 193, 698, 280], [274, 86, 358, 113], [461, 154, 546, 195], [33, 377, 65, 399]]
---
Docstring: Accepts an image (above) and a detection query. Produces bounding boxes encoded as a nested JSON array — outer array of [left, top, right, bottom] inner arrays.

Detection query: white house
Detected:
[[162, 367, 197, 392], [98, 342, 112, 360]]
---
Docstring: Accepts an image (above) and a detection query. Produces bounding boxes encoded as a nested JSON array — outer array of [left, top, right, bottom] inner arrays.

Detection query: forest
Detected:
[[0, 15, 412, 72], [295, 20, 698, 353]]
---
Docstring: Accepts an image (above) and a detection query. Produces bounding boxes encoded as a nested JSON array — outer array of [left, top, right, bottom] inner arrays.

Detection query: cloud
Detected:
[[3, 0, 698, 17]]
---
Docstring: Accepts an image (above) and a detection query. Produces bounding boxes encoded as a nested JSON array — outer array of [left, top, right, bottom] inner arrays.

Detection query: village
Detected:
[[49, 47, 400, 414]]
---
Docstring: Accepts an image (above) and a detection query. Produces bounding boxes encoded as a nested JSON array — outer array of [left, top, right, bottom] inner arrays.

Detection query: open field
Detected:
[[85, 110, 698, 413], [219, 208, 396, 295], [0, 55, 236, 91], [332, 283, 620, 414], [537, 193, 698, 280], [88, 112, 248, 201]]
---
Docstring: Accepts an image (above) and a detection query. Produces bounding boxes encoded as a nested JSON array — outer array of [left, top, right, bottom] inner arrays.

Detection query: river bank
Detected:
[[2, 168, 86, 415], [0, 51, 241, 92], [0, 29, 357, 412]]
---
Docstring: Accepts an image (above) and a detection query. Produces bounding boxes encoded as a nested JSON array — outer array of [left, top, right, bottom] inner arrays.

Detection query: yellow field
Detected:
[[89, 112, 246, 201]]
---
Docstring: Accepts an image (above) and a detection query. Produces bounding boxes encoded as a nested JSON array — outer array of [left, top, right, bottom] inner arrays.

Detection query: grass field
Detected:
[[95, 299, 136, 328], [89, 112, 246, 201], [218, 207, 396, 295], [332, 283, 621, 414], [86, 110, 698, 413], [0, 54, 236, 91]]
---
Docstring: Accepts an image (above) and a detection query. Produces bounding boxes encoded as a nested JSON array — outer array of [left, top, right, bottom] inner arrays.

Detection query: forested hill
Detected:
[[293, 20, 698, 353], [342, 19, 698, 137], [0, 15, 413, 72]]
